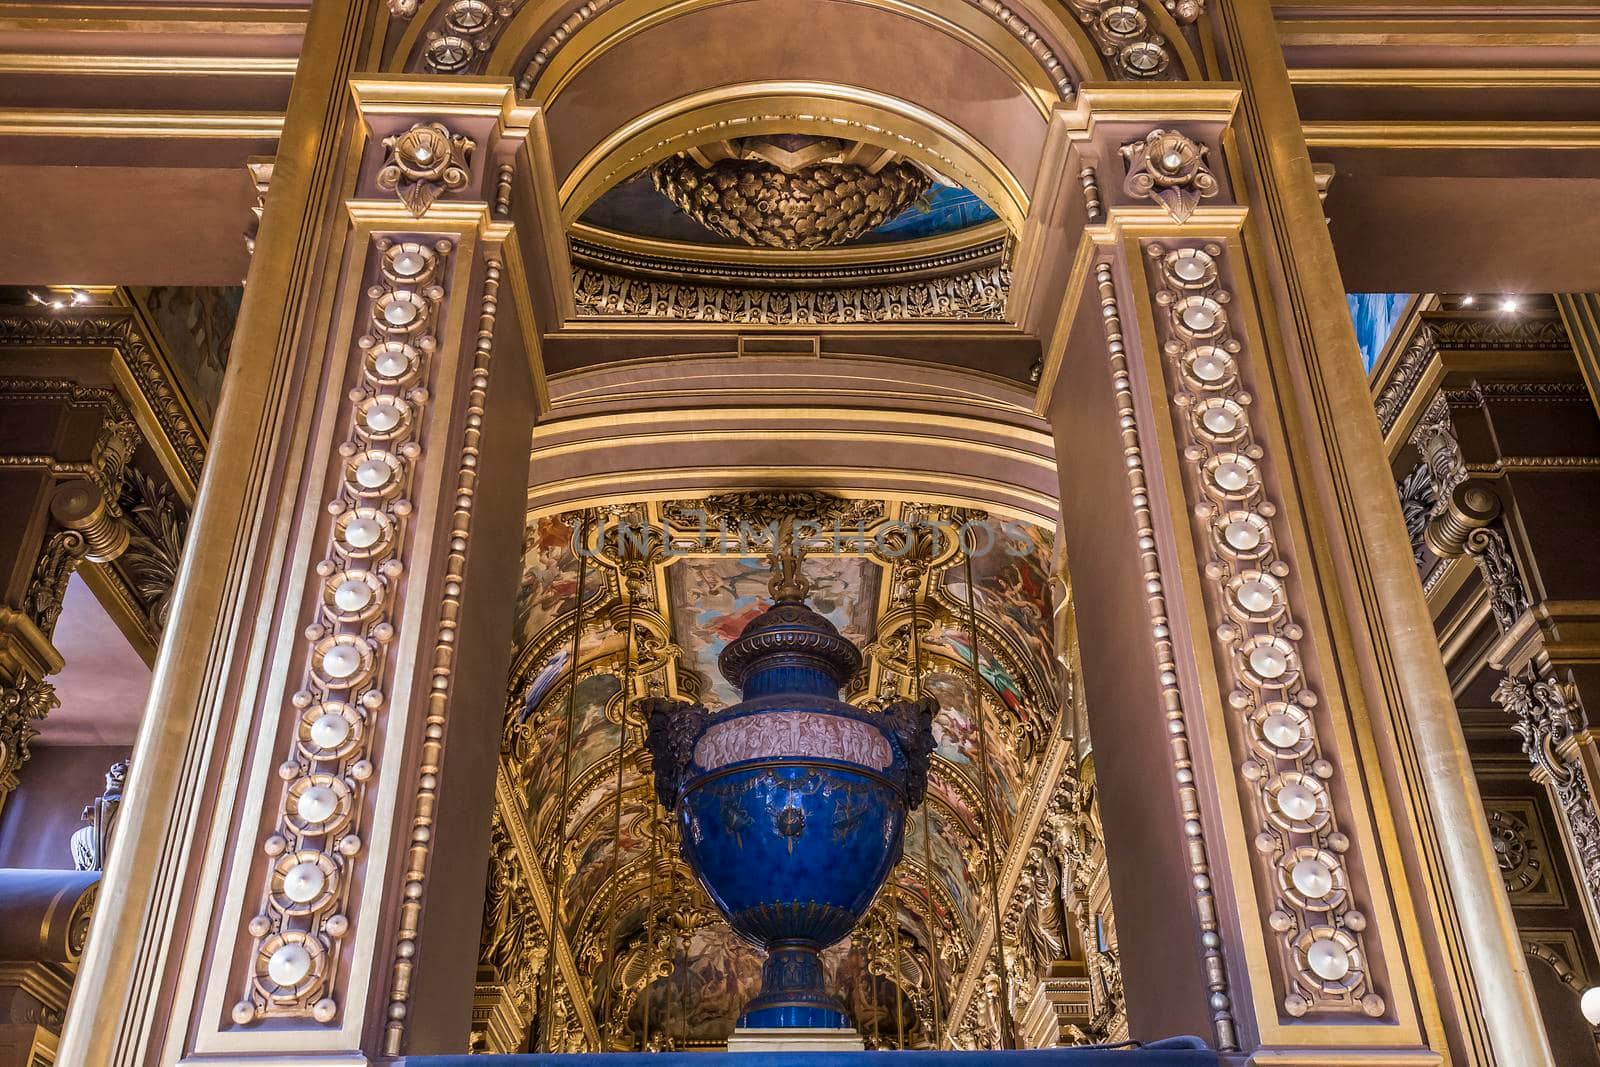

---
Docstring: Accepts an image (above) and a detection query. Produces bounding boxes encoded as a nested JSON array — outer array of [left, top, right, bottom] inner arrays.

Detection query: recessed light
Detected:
[[1500, 297, 1520, 313], [1461, 295, 1476, 306]]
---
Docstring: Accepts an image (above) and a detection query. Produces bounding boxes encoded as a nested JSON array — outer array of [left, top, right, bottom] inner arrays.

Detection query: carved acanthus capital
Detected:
[[377, 122, 475, 216], [1120, 129, 1218, 222], [1494, 671, 1600, 919], [1422, 479, 1529, 632], [1410, 393, 1466, 518]]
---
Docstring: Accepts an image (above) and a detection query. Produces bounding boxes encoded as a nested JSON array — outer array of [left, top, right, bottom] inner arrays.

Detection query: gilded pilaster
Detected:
[[59, 3, 542, 1058], [1044, 20, 1548, 1052]]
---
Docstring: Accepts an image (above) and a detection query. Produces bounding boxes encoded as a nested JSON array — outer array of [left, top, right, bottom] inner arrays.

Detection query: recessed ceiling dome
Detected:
[[650, 134, 931, 250]]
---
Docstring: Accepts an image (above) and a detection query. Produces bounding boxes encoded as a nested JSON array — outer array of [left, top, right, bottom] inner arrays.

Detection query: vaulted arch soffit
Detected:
[[388, 0, 1205, 229]]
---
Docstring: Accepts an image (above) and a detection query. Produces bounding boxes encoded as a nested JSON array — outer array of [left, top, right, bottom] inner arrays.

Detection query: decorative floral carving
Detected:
[[641, 698, 708, 810], [1064, 1, 1179, 79], [1485, 806, 1547, 898], [1121, 129, 1218, 222], [1494, 672, 1600, 921], [1160, 0, 1205, 22], [377, 122, 475, 217], [1430, 315, 1570, 351], [117, 469, 187, 630], [571, 263, 1010, 323], [1410, 393, 1465, 519], [1395, 464, 1436, 570], [650, 148, 930, 251], [1373, 320, 1436, 435], [25, 530, 87, 637], [0, 677, 57, 798], [1466, 526, 1529, 633]]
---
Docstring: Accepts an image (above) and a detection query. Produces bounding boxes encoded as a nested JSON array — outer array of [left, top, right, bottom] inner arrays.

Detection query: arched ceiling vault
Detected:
[[386, 0, 1204, 338], [491, 492, 1067, 1046]]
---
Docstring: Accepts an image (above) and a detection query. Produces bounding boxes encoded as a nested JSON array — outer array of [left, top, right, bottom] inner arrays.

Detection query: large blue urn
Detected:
[[644, 577, 935, 1031]]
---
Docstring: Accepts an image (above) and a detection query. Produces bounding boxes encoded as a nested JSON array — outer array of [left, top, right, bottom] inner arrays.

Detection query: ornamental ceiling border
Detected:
[[391, 0, 1202, 93], [568, 232, 1009, 289], [570, 262, 1010, 324], [0, 308, 207, 501]]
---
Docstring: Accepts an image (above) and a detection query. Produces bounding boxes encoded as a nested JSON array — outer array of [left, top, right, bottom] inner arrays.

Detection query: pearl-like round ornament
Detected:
[[1236, 579, 1275, 613], [333, 579, 373, 612], [343, 516, 383, 549], [364, 401, 402, 433], [1203, 406, 1239, 434], [267, 942, 313, 986], [1223, 519, 1262, 550], [283, 861, 326, 903], [310, 712, 351, 750], [321, 644, 361, 679], [296, 784, 339, 824], [354, 459, 391, 489], [391, 251, 426, 277], [1182, 302, 1219, 331], [1190, 349, 1231, 381], [1291, 858, 1335, 898], [383, 300, 418, 326], [1213, 460, 1251, 491], [1249, 643, 1289, 678], [373, 346, 411, 378], [1276, 781, 1318, 821], [1306, 938, 1351, 981], [1261, 712, 1302, 749]]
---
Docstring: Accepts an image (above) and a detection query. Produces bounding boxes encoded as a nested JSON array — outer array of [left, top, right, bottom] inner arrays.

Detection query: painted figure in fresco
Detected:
[[515, 516, 583, 645]]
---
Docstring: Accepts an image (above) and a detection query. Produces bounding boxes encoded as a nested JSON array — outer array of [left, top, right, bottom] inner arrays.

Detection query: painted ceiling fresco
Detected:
[[482, 495, 1085, 1052]]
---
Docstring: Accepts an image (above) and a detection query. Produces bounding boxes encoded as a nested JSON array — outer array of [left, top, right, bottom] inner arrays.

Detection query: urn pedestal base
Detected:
[[726, 1027, 867, 1052]]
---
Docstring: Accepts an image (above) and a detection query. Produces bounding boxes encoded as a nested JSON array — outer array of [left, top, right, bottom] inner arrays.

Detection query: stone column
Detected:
[[58, 6, 541, 1061], [1043, 10, 1550, 1062]]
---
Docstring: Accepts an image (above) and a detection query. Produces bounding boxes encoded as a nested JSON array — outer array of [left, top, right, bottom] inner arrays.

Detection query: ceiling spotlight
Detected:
[[1584, 986, 1600, 1026], [1461, 295, 1476, 306], [1500, 297, 1521, 313], [27, 287, 92, 311]]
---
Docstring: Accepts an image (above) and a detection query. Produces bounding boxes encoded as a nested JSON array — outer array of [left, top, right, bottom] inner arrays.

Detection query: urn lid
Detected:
[[716, 600, 863, 694]]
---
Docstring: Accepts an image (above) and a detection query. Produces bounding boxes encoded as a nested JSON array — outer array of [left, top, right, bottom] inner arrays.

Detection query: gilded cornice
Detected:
[[569, 234, 1008, 290], [571, 262, 1011, 323], [0, 109, 284, 138], [0, 310, 207, 498]]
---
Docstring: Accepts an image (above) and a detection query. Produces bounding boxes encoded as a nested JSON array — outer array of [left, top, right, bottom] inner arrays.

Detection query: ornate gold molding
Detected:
[[569, 231, 1007, 290], [571, 261, 1010, 323], [0, 309, 207, 498], [557, 83, 1030, 232]]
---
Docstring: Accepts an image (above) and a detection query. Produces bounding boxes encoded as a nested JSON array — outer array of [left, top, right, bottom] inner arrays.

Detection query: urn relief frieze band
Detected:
[[1138, 239, 1388, 1021]]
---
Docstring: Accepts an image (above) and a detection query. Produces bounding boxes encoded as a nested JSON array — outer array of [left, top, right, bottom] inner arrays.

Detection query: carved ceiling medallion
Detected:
[[650, 136, 933, 251]]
